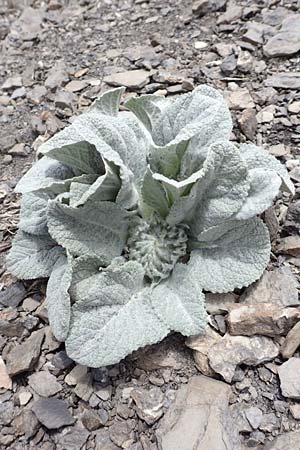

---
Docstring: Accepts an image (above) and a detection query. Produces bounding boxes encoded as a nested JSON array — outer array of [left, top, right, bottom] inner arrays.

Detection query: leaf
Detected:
[[65, 260, 169, 367], [19, 192, 52, 235], [46, 254, 72, 341], [149, 140, 190, 179], [75, 159, 125, 207], [235, 168, 281, 220], [189, 141, 249, 235], [125, 94, 168, 132], [47, 200, 129, 264], [46, 141, 105, 175], [187, 217, 271, 293], [91, 87, 125, 116], [141, 169, 170, 218], [151, 263, 207, 335], [15, 157, 74, 194], [6, 231, 64, 279], [38, 109, 149, 186], [240, 143, 295, 195]]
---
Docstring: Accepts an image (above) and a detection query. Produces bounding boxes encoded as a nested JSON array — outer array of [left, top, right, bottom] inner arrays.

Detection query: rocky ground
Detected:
[[1, 0, 300, 448]]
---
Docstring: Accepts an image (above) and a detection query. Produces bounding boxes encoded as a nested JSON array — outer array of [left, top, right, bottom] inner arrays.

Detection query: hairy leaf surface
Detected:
[[7, 231, 64, 279], [188, 218, 271, 293]]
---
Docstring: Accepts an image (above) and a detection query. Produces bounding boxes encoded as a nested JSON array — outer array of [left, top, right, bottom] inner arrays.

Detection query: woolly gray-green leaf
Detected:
[[189, 141, 249, 235], [19, 192, 52, 235], [15, 157, 74, 194], [125, 94, 169, 132], [91, 87, 125, 116], [65, 260, 169, 367], [45, 141, 105, 175], [236, 168, 282, 220], [6, 231, 64, 279], [141, 169, 170, 218], [47, 200, 129, 264], [38, 104, 149, 186], [240, 143, 295, 195], [46, 254, 72, 341], [127, 86, 232, 179], [151, 263, 207, 335], [188, 217, 271, 293]]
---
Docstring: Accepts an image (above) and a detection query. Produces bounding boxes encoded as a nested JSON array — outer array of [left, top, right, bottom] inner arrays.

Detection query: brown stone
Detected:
[[156, 376, 241, 450], [208, 334, 279, 383], [0, 356, 12, 389], [103, 70, 150, 90], [280, 321, 300, 359], [186, 326, 221, 376], [227, 303, 300, 337], [5, 329, 44, 376], [277, 236, 300, 257]]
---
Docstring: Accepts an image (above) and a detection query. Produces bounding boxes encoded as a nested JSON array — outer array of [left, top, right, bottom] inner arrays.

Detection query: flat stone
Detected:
[[27, 85, 47, 104], [1, 76, 23, 90], [242, 22, 264, 45], [45, 61, 69, 90], [264, 15, 300, 58], [221, 54, 237, 76], [52, 351, 73, 370], [0, 401, 14, 425], [109, 420, 132, 447], [256, 105, 276, 123], [290, 404, 300, 420], [11, 87, 26, 99], [95, 385, 112, 401], [277, 236, 300, 257], [217, 3, 243, 24], [65, 80, 87, 92], [208, 334, 279, 383], [28, 371, 62, 397], [0, 356, 12, 389], [156, 375, 241, 450], [278, 358, 300, 399], [265, 73, 300, 90], [57, 422, 89, 449], [238, 108, 257, 140], [288, 101, 300, 114], [54, 90, 75, 110], [95, 429, 120, 450], [131, 387, 164, 425], [65, 365, 88, 385], [227, 88, 255, 110], [227, 303, 300, 337], [82, 409, 104, 431], [263, 430, 300, 449], [186, 326, 221, 376], [8, 143, 27, 158], [32, 398, 75, 429], [192, 0, 227, 17], [280, 321, 300, 358], [194, 41, 208, 50], [103, 70, 150, 90], [9, 6, 42, 41], [5, 329, 44, 376], [240, 266, 299, 307], [268, 144, 289, 157], [245, 407, 263, 430], [13, 410, 39, 439], [0, 281, 26, 307], [18, 391, 32, 406]]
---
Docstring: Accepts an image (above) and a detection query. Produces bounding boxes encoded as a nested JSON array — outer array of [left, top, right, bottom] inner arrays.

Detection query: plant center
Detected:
[[127, 216, 188, 282]]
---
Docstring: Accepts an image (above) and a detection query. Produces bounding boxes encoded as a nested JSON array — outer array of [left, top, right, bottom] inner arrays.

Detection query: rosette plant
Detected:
[[7, 86, 294, 367]]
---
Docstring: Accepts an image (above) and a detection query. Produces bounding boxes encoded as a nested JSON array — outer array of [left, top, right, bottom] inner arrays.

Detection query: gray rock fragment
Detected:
[[208, 334, 279, 382], [278, 358, 300, 399], [5, 329, 44, 376], [32, 398, 75, 429], [156, 375, 241, 450]]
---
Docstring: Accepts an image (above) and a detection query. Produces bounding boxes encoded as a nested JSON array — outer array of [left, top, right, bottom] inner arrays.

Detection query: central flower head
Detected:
[[127, 215, 188, 282]]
